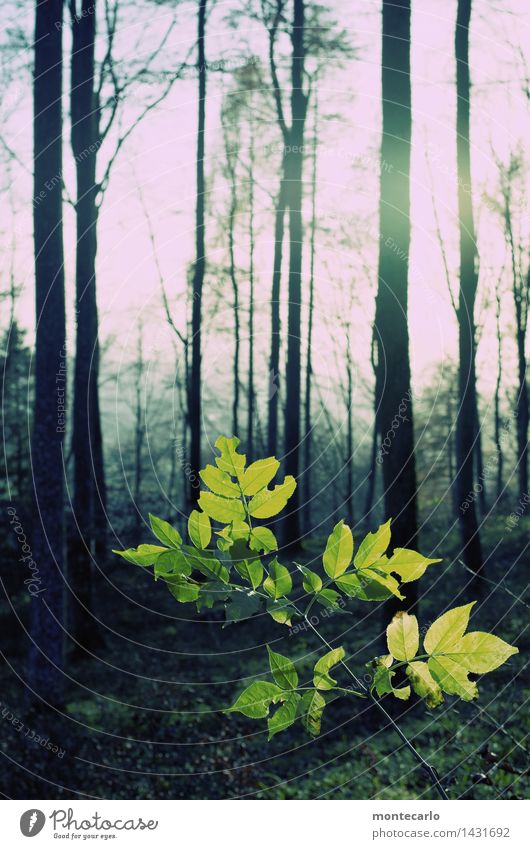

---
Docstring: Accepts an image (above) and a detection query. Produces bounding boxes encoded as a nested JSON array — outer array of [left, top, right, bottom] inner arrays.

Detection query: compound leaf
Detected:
[[228, 681, 283, 719]]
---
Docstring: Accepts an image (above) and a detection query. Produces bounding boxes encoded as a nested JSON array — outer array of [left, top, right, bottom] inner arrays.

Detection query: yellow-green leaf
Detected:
[[384, 548, 442, 583], [372, 655, 411, 701], [268, 693, 300, 739], [198, 491, 246, 524], [241, 457, 280, 496], [424, 602, 476, 655], [299, 689, 326, 736], [148, 514, 183, 548], [444, 632, 518, 674], [166, 576, 200, 603], [263, 559, 292, 599], [267, 645, 298, 689], [113, 544, 168, 566], [353, 519, 391, 569], [323, 520, 353, 579], [386, 611, 419, 662], [188, 510, 212, 549], [300, 566, 322, 593], [406, 661, 444, 708], [248, 476, 297, 519], [199, 464, 240, 497], [249, 527, 278, 553], [428, 656, 478, 701], [227, 681, 283, 719], [313, 646, 345, 690], [214, 435, 246, 480]]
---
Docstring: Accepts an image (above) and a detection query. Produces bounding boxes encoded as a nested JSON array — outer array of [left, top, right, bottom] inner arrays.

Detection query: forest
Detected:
[[0, 0, 528, 802]]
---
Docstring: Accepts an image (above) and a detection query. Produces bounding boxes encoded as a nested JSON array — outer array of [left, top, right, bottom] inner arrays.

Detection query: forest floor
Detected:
[[1, 515, 528, 800]]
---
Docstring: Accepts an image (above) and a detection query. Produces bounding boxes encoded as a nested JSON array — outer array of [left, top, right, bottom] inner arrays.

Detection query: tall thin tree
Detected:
[[29, 0, 66, 701], [454, 0, 483, 574], [373, 0, 418, 563], [189, 0, 207, 502]]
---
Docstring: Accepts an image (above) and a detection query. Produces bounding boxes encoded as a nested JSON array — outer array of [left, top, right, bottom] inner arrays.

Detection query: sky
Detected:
[[1, 0, 529, 440]]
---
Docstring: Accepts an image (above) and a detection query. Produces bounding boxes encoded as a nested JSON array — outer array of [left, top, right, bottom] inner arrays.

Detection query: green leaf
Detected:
[[224, 591, 261, 624], [154, 549, 192, 579], [383, 548, 442, 583], [227, 681, 283, 719], [113, 544, 168, 566], [263, 559, 292, 599], [148, 514, 183, 548], [234, 558, 263, 590], [424, 602, 476, 655], [323, 520, 353, 579], [198, 491, 246, 524], [266, 599, 296, 626], [300, 566, 323, 593], [249, 527, 278, 554], [214, 435, 246, 480], [428, 656, 478, 701], [196, 581, 231, 611], [354, 519, 391, 570], [248, 476, 297, 519], [299, 689, 326, 736], [199, 464, 241, 497], [445, 631, 518, 673], [354, 567, 404, 601], [386, 611, 419, 662], [372, 655, 411, 701], [335, 571, 392, 601], [268, 693, 300, 739], [267, 645, 298, 690], [241, 457, 280, 496], [313, 646, 345, 690], [406, 661, 444, 708], [188, 510, 212, 550], [166, 576, 200, 603], [315, 589, 342, 609]]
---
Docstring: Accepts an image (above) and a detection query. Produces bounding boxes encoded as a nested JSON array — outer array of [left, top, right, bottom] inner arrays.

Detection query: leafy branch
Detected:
[[114, 435, 519, 800]]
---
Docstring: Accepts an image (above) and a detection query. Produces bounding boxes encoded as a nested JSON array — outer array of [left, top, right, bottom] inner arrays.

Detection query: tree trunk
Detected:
[[303, 92, 318, 534], [455, 0, 483, 574], [29, 0, 66, 703], [189, 0, 207, 502], [283, 0, 308, 548], [228, 177, 240, 437], [247, 114, 255, 457], [345, 339, 354, 526], [494, 281, 503, 500], [516, 324, 529, 497], [267, 169, 287, 457], [374, 0, 418, 569], [70, 0, 104, 650]]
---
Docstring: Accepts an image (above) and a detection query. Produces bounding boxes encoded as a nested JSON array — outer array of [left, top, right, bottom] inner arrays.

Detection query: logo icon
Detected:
[[20, 810, 46, 837]]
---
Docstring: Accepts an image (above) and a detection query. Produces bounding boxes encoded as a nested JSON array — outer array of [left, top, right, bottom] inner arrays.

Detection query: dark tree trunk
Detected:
[[303, 93, 318, 534], [29, 0, 66, 703], [189, 0, 207, 502], [345, 340, 354, 526], [268, 170, 287, 457], [247, 114, 255, 457], [364, 414, 378, 520], [283, 0, 308, 548], [455, 0, 483, 574], [515, 324, 529, 497], [374, 0, 418, 572], [228, 177, 240, 437], [494, 282, 503, 500], [473, 373, 487, 514], [70, 0, 104, 651]]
